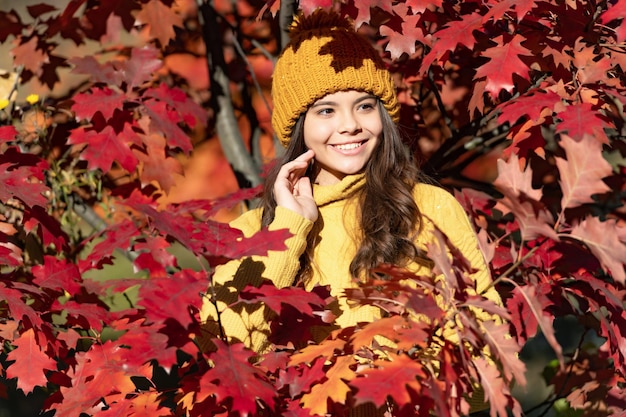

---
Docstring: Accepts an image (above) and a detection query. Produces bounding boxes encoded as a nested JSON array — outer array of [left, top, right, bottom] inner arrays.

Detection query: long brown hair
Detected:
[[260, 100, 426, 281]]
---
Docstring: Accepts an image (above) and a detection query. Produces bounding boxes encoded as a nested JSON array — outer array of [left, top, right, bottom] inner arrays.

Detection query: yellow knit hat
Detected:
[[271, 9, 400, 147]]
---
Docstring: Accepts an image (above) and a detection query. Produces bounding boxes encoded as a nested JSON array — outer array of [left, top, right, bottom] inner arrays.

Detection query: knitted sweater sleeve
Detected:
[[199, 206, 313, 352]]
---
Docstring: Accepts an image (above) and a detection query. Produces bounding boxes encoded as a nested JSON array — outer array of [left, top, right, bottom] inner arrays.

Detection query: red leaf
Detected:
[[494, 153, 542, 201], [142, 99, 193, 154], [482, 0, 535, 23], [68, 125, 138, 173], [72, 87, 127, 121], [570, 217, 626, 284], [118, 46, 163, 91], [27, 3, 57, 18], [472, 357, 519, 417], [135, 132, 183, 193], [136, 269, 207, 327], [200, 340, 275, 413], [0, 283, 43, 328], [11, 37, 48, 76], [51, 299, 109, 331], [69, 55, 121, 86], [238, 282, 326, 316], [0, 150, 49, 208], [556, 133, 612, 209], [113, 319, 179, 369], [6, 329, 57, 395], [480, 321, 527, 386], [556, 102, 610, 143], [507, 284, 564, 366], [380, 12, 425, 60], [352, 352, 425, 409], [421, 13, 484, 72], [144, 83, 206, 128], [136, 0, 184, 47], [32, 255, 82, 296], [0, 126, 18, 143], [474, 34, 532, 97], [300, 356, 355, 414], [79, 219, 140, 272]]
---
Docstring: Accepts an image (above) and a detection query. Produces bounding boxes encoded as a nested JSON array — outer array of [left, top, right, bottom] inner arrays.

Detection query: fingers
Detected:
[[277, 150, 315, 187]]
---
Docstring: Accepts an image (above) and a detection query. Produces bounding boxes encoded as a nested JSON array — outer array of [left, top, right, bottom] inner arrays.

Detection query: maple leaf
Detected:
[[352, 352, 426, 408], [289, 335, 347, 365], [556, 133, 612, 209], [474, 34, 533, 98], [68, 125, 138, 173], [300, 356, 356, 414], [199, 339, 275, 414], [555, 102, 610, 144], [350, 0, 394, 27], [570, 216, 626, 284], [6, 328, 57, 395], [32, 255, 82, 296], [136, 0, 184, 47], [72, 87, 127, 121]]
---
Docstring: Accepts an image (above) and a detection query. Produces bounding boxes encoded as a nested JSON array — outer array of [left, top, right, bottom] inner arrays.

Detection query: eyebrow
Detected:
[[310, 94, 377, 108]]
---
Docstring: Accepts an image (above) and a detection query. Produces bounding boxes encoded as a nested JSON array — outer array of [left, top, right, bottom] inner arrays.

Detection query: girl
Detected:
[[201, 9, 500, 361]]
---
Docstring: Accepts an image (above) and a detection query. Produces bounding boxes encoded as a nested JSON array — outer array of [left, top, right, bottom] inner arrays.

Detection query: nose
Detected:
[[338, 111, 361, 134]]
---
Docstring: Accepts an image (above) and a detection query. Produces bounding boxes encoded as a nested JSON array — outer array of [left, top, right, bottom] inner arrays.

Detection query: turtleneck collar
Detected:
[[312, 174, 365, 207]]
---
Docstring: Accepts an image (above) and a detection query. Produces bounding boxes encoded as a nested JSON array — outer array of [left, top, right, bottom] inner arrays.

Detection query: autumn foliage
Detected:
[[0, 0, 624, 416]]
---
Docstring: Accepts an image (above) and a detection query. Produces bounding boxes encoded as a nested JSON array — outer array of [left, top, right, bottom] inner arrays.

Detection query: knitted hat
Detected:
[[271, 9, 400, 147]]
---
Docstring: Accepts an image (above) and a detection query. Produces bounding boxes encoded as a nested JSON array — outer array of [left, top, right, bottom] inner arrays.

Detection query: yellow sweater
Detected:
[[200, 174, 499, 353]]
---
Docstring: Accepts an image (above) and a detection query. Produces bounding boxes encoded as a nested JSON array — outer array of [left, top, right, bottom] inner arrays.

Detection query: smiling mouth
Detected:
[[332, 141, 365, 151]]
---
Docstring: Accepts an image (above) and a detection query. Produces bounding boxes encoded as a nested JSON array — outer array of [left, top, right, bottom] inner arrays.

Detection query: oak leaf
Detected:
[[474, 34, 532, 97], [556, 133, 612, 209], [380, 12, 425, 60], [6, 328, 57, 395], [570, 216, 626, 284], [32, 255, 82, 296], [136, 0, 183, 47], [199, 340, 275, 414], [68, 125, 138, 173], [421, 13, 484, 72], [556, 102, 610, 144], [300, 356, 356, 414], [72, 87, 127, 121], [352, 352, 425, 408]]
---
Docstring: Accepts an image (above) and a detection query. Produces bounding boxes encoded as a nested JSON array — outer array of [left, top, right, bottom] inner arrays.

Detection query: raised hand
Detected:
[[273, 149, 318, 222]]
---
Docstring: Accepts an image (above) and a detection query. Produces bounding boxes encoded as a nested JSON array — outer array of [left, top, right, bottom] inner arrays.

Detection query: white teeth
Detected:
[[334, 142, 362, 150]]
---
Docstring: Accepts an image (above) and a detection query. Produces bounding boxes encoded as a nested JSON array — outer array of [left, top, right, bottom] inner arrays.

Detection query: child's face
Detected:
[[303, 90, 382, 186]]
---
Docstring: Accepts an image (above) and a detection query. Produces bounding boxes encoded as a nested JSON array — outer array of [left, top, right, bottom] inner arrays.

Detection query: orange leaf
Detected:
[[136, 0, 183, 47], [300, 356, 356, 415]]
